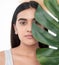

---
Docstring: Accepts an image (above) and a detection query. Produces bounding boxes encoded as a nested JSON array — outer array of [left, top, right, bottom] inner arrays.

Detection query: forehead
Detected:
[[17, 8, 36, 19]]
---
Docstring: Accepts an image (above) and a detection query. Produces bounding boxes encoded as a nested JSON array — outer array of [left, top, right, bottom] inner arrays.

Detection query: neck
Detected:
[[13, 42, 39, 58]]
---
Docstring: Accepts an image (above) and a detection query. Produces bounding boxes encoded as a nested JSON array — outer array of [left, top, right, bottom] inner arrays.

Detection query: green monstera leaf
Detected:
[[36, 48, 59, 65], [32, 0, 59, 65]]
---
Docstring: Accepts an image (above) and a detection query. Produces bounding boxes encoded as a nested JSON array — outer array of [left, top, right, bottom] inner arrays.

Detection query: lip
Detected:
[[24, 35, 33, 39]]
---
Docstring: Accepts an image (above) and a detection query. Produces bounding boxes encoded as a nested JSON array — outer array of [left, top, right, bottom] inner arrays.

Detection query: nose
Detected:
[[27, 23, 32, 33]]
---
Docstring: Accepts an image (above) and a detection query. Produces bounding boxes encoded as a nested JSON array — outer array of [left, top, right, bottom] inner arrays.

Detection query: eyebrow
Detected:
[[18, 18, 35, 21], [18, 18, 27, 21]]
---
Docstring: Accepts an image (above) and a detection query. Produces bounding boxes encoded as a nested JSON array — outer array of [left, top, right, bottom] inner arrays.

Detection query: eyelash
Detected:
[[19, 21, 27, 25], [33, 20, 40, 25]]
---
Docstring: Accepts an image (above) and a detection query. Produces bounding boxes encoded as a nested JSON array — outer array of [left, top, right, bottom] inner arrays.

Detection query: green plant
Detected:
[[32, 0, 59, 65]]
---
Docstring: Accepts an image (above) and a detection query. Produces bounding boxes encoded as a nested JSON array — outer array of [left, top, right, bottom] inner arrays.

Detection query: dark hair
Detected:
[[11, 1, 48, 48]]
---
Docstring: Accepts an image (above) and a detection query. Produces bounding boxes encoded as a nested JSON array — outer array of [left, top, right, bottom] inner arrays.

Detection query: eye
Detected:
[[19, 21, 27, 25], [33, 20, 40, 25], [35, 21, 39, 24]]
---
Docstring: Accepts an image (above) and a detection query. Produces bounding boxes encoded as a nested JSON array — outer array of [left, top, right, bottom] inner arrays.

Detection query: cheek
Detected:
[[16, 27, 25, 40]]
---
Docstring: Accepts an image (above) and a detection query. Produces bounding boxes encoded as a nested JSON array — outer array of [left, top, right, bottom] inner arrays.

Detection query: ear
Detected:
[[13, 24, 18, 35]]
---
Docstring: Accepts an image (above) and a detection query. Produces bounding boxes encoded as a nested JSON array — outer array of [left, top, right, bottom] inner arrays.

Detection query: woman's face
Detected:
[[14, 8, 44, 46]]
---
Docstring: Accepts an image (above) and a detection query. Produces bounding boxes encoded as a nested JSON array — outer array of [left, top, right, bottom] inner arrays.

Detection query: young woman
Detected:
[[0, 1, 48, 65]]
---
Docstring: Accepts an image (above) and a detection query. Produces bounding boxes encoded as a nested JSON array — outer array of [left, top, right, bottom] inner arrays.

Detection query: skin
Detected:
[[0, 51, 5, 65]]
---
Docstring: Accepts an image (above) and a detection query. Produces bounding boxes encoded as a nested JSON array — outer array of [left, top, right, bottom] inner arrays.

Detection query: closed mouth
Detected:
[[24, 35, 33, 39]]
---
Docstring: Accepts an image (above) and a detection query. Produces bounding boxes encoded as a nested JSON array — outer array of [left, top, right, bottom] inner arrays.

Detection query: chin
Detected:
[[24, 41, 37, 46]]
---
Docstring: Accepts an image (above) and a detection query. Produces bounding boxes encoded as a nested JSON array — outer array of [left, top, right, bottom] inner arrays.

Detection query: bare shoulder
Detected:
[[0, 51, 5, 65]]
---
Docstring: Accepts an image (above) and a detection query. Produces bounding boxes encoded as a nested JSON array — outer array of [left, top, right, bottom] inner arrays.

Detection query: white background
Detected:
[[0, 0, 21, 51]]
